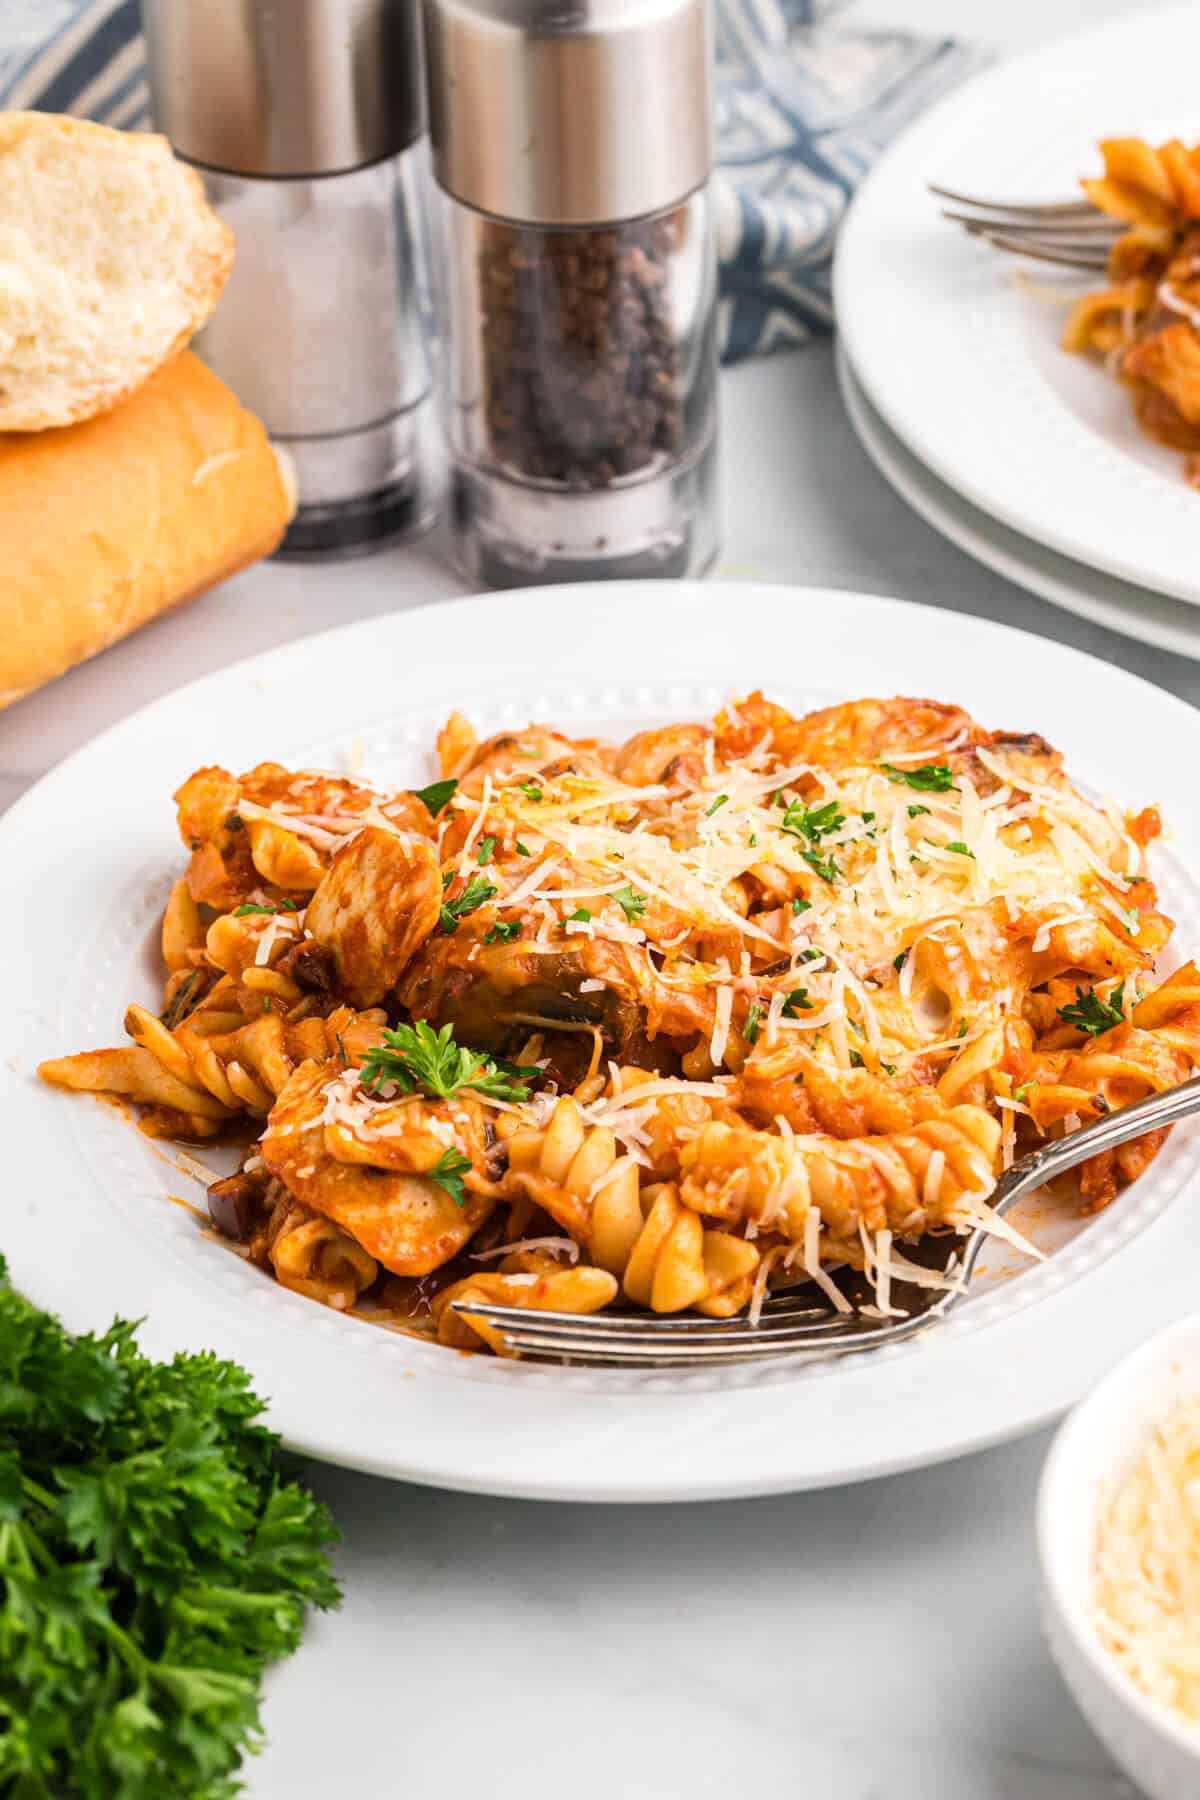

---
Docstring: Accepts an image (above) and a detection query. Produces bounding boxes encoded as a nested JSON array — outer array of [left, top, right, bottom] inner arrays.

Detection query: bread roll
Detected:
[[0, 351, 294, 710], [0, 112, 233, 431]]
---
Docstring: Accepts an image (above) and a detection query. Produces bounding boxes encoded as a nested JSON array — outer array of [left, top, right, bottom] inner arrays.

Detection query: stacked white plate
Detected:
[[834, 0, 1200, 661]]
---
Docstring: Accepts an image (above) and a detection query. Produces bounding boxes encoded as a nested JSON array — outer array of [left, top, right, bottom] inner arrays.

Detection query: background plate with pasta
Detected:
[[6, 584, 1200, 1501], [836, 0, 1200, 616]]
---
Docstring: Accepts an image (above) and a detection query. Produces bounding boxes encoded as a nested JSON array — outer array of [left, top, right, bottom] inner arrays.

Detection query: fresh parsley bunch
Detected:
[[0, 1259, 340, 1798]]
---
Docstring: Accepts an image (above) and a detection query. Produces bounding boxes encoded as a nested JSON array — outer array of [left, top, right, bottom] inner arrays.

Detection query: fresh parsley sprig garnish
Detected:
[[359, 1020, 538, 1102], [944, 841, 975, 860], [439, 874, 498, 935], [882, 762, 956, 792], [1057, 984, 1126, 1037], [429, 1147, 473, 1208], [412, 776, 458, 818]]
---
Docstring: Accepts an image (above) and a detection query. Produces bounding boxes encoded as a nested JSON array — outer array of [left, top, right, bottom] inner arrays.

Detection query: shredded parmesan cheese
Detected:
[[1094, 1396, 1200, 1722]]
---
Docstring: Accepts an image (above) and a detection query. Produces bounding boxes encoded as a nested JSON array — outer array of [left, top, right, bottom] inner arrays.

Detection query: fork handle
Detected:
[[992, 1073, 1200, 1214]]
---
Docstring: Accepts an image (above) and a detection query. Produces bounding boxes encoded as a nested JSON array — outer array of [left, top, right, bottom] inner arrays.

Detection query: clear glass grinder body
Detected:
[[424, 0, 720, 586], [143, 0, 438, 559]]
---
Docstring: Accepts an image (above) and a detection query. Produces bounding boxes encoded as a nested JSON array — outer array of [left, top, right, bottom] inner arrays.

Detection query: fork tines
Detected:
[[450, 1294, 923, 1364], [930, 182, 1120, 272]]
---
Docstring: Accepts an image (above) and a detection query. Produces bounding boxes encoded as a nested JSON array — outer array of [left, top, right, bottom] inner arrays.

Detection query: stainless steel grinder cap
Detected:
[[422, 0, 713, 227], [143, 0, 425, 178]]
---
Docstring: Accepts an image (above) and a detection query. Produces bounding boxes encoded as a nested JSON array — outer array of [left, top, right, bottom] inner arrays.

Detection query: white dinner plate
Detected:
[[835, 1, 1200, 608], [835, 343, 1200, 661], [7, 583, 1200, 1502]]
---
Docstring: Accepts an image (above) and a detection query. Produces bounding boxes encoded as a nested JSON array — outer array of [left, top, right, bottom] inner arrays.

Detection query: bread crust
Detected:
[[0, 352, 293, 708], [0, 113, 234, 432]]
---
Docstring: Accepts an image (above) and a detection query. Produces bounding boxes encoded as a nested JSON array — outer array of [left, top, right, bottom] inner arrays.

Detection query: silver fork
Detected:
[[452, 1076, 1200, 1364], [930, 181, 1120, 272]]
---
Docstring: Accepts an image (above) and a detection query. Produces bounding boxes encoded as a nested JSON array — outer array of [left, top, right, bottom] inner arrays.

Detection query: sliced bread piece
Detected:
[[0, 112, 233, 432]]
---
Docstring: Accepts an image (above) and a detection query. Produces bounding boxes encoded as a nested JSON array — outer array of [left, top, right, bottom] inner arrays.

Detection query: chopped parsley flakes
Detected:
[[882, 762, 956, 793], [484, 920, 521, 945], [1057, 984, 1125, 1037], [611, 883, 648, 921], [439, 874, 498, 935], [412, 776, 458, 817]]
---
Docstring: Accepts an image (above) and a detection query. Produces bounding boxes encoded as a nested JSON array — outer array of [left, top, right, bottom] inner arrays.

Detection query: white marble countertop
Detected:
[[0, 1, 1174, 1794]]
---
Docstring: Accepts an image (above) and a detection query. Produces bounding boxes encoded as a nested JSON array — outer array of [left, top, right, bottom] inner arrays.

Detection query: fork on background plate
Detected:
[[452, 1075, 1200, 1365], [930, 181, 1120, 271]]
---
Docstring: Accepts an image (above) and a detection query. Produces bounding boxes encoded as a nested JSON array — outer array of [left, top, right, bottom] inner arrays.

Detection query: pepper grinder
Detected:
[[423, 0, 720, 587], [143, 0, 438, 558]]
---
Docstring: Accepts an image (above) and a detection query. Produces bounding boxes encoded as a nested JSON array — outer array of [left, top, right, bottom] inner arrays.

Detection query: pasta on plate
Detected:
[[1064, 137, 1200, 484], [39, 693, 1200, 1356]]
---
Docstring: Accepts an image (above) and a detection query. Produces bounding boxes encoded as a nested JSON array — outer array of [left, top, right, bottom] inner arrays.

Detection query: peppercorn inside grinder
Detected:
[[423, 0, 720, 585], [144, 0, 439, 559]]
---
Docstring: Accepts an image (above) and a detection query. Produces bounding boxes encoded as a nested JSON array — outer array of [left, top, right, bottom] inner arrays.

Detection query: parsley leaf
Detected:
[[0, 1257, 339, 1798], [800, 849, 839, 885], [907, 804, 930, 818], [439, 874, 498, 935], [565, 907, 592, 925], [893, 951, 907, 971], [781, 798, 845, 843], [706, 793, 729, 817], [484, 920, 521, 945], [848, 1049, 865, 1068], [881, 1061, 898, 1077], [783, 989, 813, 1016], [517, 780, 543, 803], [413, 776, 458, 818], [882, 762, 957, 793], [476, 835, 497, 865], [1057, 983, 1126, 1037], [611, 883, 647, 921], [791, 897, 812, 916], [743, 1001, 763, 1044], [515, 840, 531, 857], [234, 901, 283, 917], [945, 841, 976, 859], [429, 1147, 472, 1208], [359, 1019, 538, 1102]]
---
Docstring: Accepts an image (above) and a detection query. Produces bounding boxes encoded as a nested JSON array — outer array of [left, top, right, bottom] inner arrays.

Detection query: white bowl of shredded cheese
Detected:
[[1039, 1318, 1200, 1799]]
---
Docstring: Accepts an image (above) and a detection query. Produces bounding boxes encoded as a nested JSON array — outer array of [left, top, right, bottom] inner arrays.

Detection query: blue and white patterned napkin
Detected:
[[0, 0, 977, 361]]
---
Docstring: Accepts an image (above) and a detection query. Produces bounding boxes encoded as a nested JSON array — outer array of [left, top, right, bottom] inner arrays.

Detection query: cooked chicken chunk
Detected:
[[304, 825, 442, 1009]]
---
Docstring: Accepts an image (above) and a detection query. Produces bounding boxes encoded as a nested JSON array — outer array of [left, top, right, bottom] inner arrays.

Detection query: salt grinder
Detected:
[[143, 0, 437, 558], [423, 0, 721, 586]]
